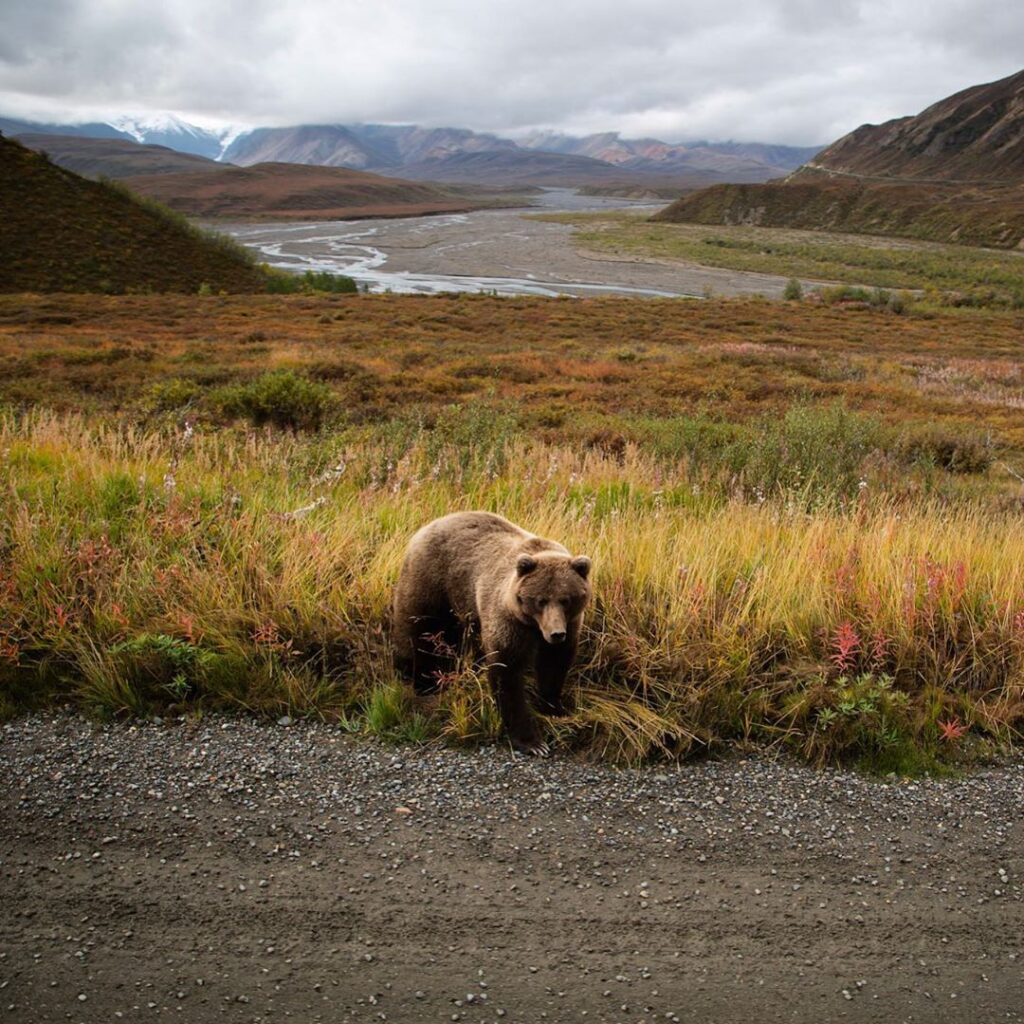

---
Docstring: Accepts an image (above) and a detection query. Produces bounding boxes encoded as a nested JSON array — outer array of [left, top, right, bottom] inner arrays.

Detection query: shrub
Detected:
[[728, 404, 885, 502], [798, 673, 916, 769], [632, 414, 742, 464], [214, 370, 334, 430], [107, 634, 218, 704], [424, 401, 519, 472], [584, 428, 628, 461], [898, 424, 994, 474], [144, 377, 201, 412], [302, 271, 358, 294], [820, 285, 873, 305], [307, 358, 375, 382], [782, 277, 803, 301], [264, 270, 358, 295], [887, 291, 908, 314]]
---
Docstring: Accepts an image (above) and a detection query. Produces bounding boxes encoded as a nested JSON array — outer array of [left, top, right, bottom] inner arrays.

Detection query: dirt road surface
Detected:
[[2, 715, 1022, 1023]]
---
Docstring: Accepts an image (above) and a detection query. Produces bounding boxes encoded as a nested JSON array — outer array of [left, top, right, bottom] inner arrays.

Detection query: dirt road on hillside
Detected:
[[2, 715, 1022, 1023]]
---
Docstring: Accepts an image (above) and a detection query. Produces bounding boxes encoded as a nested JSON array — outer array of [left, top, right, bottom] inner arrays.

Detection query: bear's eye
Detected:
[[538, 598, 548, 608], [560, 598, 570, 607]]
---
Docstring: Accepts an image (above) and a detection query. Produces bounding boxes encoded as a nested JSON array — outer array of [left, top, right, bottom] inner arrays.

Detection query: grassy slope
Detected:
[[0, 135, 268, 293], [652, 178, 1024, 250], [806, 69, 1024, 182], [2, 293, 1024, 767]]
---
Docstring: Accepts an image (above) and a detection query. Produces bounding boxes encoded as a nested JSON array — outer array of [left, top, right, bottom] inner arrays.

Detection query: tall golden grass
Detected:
[[2, 409, 1021, 768]]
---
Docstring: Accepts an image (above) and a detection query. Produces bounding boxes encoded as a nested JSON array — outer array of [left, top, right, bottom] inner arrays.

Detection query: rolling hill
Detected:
[[655, 70, 1024, 248], [0, 135, 268, 293], [396, 148, 640, 186], [10, 133, 522, 220], [15, 133, 221, 177], [118, 160, 514, 219], [652, 178, 1024, 249]]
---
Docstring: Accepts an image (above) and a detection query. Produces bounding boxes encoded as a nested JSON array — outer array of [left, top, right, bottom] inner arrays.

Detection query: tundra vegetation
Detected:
[[540, 211, 1024, 309], [1, 289, 1023, 771]]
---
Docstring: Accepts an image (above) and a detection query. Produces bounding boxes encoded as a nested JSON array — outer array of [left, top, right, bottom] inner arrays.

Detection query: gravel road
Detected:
[[2, 714, 1022, 1023]]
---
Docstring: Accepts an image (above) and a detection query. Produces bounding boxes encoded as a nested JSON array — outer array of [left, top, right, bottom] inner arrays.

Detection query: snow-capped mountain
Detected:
[[106, 114, 246, 160]]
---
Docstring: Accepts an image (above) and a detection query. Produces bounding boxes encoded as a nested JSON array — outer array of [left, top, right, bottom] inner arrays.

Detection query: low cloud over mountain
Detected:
[[1, 114, 818, 187]]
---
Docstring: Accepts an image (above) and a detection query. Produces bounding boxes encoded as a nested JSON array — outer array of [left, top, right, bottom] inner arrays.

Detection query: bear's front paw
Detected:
[[510, 732, 551, 758]]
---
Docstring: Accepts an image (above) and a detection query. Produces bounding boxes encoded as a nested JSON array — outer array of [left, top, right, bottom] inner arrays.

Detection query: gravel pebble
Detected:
[[2, 712, 1023, 1023]]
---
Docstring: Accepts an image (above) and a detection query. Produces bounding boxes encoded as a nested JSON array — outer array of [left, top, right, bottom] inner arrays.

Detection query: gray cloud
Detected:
[[0, 0, 1020, 144]]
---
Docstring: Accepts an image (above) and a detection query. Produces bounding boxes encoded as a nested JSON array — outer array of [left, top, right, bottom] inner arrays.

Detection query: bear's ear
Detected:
[[571, 555, 591, 579], [516, 554, 538, 577]]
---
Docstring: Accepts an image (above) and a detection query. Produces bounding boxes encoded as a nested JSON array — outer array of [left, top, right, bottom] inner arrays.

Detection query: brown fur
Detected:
[[392, 511, 591, 755]]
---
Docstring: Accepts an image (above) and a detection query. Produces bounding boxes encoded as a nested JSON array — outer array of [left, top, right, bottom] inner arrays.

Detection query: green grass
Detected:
[[1, 408, 1022, 768], [264, 270, 360, 295], [2, 292, 1024, 769], [537, 212, 1024, 305]]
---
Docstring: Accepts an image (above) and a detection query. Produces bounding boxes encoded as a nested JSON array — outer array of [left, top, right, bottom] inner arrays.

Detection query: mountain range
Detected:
[[0, 113, 818, 187], [0, 113, 239, 160], [7, 133, 519, 221]]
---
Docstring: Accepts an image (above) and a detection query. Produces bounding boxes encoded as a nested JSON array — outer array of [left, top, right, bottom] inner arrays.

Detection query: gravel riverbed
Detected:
[[2, 714, 1022, 1023], [224, 201, 802, 299]]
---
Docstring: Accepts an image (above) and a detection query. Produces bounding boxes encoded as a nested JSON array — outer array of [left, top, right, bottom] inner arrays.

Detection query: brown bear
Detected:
[[392, 511, 592, 756]]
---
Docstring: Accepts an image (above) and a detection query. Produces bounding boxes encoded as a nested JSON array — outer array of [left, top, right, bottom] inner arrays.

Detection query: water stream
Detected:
[[222, 189, 681, 297]]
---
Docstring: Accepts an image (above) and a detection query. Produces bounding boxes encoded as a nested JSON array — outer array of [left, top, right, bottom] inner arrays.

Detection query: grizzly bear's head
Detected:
[[512, 551, 591, 645]]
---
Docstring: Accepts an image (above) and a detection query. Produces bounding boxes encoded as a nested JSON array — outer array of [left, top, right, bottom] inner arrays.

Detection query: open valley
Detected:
[[222, 191, 818, 298], [3, 23, 1024, 1024]]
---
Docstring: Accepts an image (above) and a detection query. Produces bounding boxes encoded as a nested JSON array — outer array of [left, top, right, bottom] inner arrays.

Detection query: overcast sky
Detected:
[[0, 0, 1021, 145]]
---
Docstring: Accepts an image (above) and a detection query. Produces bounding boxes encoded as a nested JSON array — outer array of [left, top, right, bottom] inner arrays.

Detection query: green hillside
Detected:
[[0, 134, 269, 293]]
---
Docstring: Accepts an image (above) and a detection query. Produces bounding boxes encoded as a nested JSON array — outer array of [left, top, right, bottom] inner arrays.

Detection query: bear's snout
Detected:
[[537, 603, 569, 645]]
